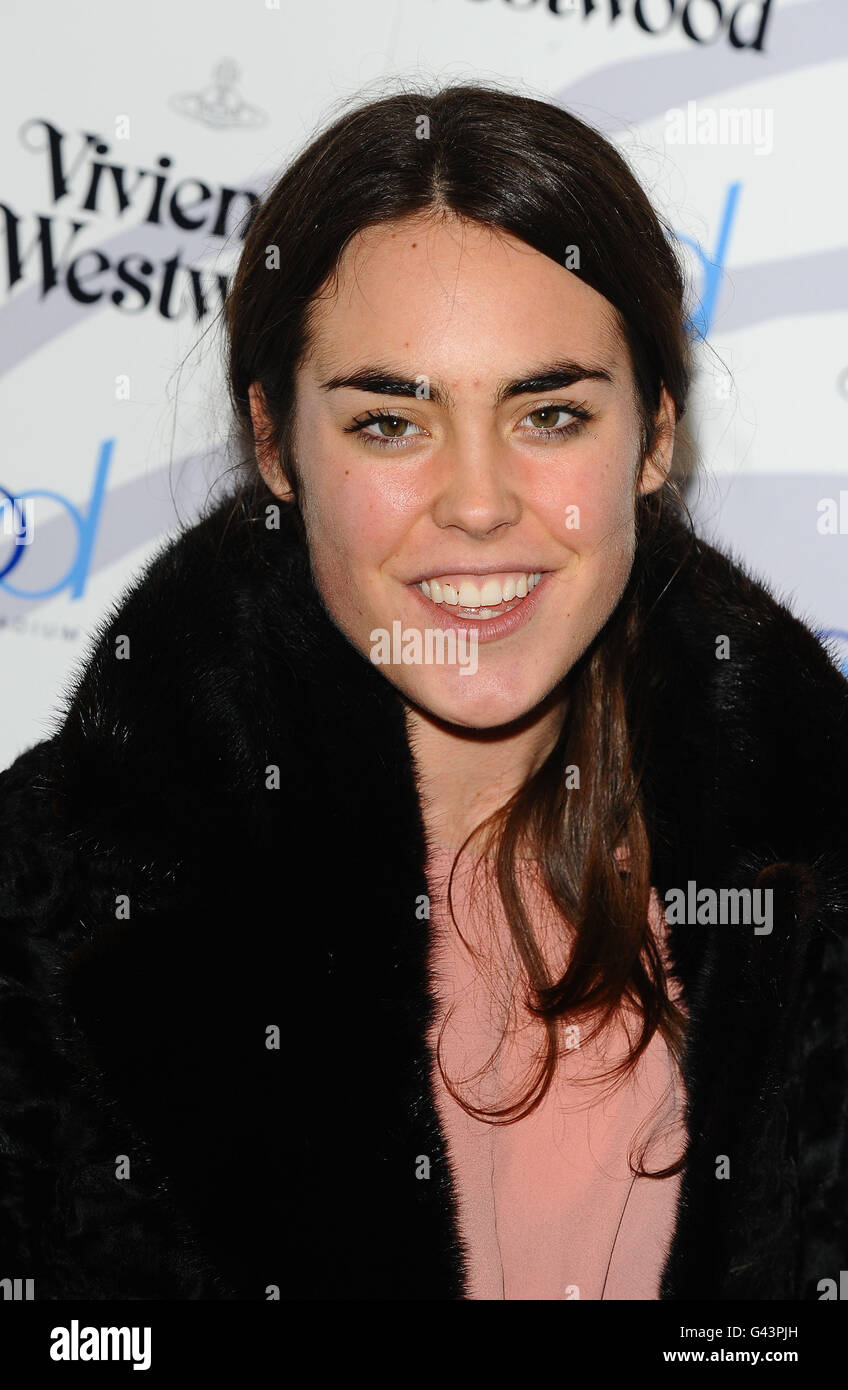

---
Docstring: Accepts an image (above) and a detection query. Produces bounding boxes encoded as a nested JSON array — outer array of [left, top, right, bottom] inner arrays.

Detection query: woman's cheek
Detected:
[[305, 514, 387, 635], [311, 454, 408, 547], [552, 451, 638, 553]]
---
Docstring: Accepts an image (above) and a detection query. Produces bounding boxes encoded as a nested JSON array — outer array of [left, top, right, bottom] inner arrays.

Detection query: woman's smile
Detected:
[[406, 567, 554, 642]]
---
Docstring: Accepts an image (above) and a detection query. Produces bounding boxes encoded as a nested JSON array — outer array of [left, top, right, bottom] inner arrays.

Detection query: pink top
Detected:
[[425, 845, 687, 1301]]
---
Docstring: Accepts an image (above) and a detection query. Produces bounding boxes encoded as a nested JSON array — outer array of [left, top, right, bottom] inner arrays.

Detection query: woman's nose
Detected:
[[429, 436, 522, 538]]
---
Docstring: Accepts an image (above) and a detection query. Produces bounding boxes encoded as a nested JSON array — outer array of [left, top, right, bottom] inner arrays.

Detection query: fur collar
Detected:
[[2, 482, 847, 1299]]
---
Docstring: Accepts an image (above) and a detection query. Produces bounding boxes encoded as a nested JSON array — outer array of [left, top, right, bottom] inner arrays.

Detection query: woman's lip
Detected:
[[406, 571, 551, 642]]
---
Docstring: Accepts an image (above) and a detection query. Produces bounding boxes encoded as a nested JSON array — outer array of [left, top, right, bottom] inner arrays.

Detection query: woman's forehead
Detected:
[[301, 229, 627, 386]]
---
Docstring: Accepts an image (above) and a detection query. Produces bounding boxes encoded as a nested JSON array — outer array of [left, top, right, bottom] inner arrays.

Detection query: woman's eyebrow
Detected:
[[318, 358, 615, 409]]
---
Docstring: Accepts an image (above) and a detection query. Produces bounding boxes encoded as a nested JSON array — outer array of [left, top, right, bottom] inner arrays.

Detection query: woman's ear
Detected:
[[637, 385, 676, 496], [248, 382, 295, 500]]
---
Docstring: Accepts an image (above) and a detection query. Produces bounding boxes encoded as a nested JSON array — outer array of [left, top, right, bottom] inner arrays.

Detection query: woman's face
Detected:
[[251, 212, 673, 730]]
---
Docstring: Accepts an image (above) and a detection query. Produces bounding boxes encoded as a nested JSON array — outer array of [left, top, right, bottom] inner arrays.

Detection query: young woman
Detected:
[[1, 81, 846, 1302]]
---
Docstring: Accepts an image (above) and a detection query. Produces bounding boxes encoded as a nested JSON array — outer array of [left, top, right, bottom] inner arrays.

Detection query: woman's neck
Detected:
[[402, 688, 567, 854]]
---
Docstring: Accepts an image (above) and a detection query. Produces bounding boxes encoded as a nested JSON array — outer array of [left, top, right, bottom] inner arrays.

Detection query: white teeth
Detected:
[[417, 570, 542, 610]]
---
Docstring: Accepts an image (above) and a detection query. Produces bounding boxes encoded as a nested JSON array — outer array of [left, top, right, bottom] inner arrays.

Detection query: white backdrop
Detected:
[[2, 0, 846, 767]]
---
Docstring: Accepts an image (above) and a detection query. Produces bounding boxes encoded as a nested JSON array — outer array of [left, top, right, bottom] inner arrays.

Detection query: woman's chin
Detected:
[[395, 670, 548, 732]]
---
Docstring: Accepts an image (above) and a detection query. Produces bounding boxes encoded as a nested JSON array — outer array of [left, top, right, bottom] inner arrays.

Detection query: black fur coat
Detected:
[[1, 483, 847, 1301]]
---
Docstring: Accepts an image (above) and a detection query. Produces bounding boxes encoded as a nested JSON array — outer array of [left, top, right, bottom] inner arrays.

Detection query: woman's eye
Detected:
[[370, 415, 421, 439], [521, 407, 573, 431], [346, 412, 425, 448], [515, 404, 590, 441]]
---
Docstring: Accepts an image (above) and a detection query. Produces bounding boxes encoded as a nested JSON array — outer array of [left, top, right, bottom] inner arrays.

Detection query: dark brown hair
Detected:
[[223, 79, 695, 1177]]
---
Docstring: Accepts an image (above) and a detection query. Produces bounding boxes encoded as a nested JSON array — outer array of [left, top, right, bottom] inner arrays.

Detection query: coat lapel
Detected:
[[637, 525, 848, 1298]]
